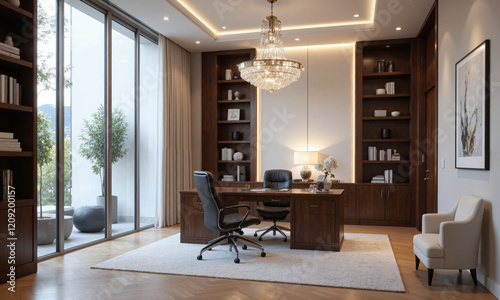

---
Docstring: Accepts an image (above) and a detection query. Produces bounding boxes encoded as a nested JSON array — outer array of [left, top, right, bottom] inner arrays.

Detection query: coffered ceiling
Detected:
[[110, 0, 435, 52]]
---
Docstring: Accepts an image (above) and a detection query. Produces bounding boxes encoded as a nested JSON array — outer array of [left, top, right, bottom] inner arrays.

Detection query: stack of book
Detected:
[[0, 74, 22, 105], [371, 175, 385, 183], [370, 170, 394, 183], [368, 146, 378, 160], [0, 42, 20, 59], [1, 169, 13, 201], [221, 147, 234, 161], [385, 82, 395, 94], [0, 132, 21, 152], [221, 175, 234, 182]]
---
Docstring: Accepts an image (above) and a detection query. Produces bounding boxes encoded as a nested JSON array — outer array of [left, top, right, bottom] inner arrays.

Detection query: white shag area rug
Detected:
[[92, 230, 405, 292]]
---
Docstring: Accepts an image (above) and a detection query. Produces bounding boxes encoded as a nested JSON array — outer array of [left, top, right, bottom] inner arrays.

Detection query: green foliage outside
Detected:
[[37, 113, 55, 218], [78, 104, 128, 196], [37, 113, 72, 217]]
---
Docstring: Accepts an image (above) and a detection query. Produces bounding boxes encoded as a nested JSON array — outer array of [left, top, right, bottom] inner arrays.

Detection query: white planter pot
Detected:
[[37, 216, 56, 245]]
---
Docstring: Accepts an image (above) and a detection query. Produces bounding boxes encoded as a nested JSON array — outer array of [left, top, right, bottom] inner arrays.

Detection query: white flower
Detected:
[[315, 156, 338, 178]]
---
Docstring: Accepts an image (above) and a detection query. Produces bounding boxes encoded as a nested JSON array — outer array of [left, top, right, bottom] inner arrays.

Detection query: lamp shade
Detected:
[[294, 151, 318, 165]]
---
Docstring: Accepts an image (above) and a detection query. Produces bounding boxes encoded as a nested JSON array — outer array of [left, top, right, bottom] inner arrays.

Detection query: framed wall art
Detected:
[[455, 40, 490, 170]]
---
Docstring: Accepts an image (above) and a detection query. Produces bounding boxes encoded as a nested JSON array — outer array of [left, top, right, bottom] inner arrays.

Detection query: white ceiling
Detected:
[[110, 0, 435, 53]]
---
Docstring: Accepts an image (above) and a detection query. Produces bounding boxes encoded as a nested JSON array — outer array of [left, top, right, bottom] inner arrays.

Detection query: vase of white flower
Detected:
[[315, 156, 338, 191]]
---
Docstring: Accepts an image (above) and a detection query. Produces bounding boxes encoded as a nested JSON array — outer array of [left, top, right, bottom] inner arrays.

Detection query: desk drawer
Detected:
[[294, 199, 335, 215]]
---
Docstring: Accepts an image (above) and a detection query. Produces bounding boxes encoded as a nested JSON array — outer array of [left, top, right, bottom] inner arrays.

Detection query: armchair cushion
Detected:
[[413, 234, 443, 258]]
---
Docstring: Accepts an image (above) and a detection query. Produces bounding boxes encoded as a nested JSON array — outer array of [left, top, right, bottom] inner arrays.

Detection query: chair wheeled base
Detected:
[[197, 231, 266, 263], [254, 220, 289, 242]]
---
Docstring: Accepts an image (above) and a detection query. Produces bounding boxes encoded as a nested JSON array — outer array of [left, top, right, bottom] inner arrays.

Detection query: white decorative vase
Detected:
[[323, 176, 332, 191]]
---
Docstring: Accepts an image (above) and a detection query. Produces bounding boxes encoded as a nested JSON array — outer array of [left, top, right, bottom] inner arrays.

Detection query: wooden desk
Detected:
[[179, 188, 344, 251]]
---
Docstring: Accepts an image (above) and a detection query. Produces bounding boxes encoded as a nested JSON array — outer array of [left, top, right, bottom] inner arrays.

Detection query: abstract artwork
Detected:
[[455, 40, 490, 170]]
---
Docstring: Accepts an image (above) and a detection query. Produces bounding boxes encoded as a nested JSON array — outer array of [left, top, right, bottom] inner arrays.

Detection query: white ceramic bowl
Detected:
[[376, 88, 386, 95], [233, 152, 244, 161], [391, 111, 401, 117]]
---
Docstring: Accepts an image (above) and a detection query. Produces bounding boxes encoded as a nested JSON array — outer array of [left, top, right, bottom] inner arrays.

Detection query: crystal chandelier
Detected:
[[238, 0, 304, 93]]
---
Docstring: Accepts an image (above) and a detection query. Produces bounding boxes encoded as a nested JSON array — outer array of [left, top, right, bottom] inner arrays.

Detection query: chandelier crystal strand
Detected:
[[238, 0, 303, 93]]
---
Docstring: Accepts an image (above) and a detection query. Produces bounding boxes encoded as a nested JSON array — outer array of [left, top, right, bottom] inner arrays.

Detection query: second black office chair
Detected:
[[194, 171, 266, 263], [254, 169, 292, 242]]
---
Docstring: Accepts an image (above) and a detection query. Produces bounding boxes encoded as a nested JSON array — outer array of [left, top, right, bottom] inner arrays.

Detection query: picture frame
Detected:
[[227, 108, 240, 121], [455, 40, 490, 170]]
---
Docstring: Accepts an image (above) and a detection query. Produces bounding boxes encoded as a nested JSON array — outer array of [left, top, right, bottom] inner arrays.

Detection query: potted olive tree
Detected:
[[78, 104, 128, 223]]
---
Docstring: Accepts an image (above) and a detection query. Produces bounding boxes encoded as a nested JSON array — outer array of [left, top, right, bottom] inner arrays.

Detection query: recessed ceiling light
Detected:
[[396, 27, 402, 31], [295, 38, 300, 41], [162, 16, 170, 21], [354, 14, 360, 18], [195, 41, 201, 44], [222, 26, 227, 29]]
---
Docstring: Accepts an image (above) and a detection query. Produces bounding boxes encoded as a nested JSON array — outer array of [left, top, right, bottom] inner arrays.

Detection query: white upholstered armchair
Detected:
[[413, 195, 484, 286]]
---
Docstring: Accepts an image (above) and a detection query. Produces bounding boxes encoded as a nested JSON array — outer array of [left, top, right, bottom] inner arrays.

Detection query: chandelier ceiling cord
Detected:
[[238, 0, 304, 93]]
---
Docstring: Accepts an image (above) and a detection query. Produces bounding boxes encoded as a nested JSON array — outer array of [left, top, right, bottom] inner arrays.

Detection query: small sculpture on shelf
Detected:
[[4, 36, 14, 47], [234, 91, 240, 100], [8, 0, 21, 8]]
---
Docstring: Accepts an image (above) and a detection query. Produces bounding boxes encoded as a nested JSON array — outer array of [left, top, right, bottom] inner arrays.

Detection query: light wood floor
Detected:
[[0, 224, 496, 300]]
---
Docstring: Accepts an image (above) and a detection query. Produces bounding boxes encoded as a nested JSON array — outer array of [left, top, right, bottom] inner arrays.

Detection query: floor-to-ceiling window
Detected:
[[111, 20, 136, 234], [37, 0, 160, 258], [139, 36, 160, 228]]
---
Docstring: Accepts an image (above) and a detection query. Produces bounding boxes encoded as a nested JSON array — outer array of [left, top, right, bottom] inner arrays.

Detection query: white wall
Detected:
[[438, 0, 500, 297], [261, 45, 354, 181]]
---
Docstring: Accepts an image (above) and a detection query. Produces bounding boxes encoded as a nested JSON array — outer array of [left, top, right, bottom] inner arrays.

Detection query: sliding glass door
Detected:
[[111, 20, 136, 234], [64, 0, 106, 249], [37, 0, 159, 258]]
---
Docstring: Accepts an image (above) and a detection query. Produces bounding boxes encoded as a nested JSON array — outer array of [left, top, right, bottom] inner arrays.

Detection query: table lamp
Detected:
[[294, 151, 318, 182]]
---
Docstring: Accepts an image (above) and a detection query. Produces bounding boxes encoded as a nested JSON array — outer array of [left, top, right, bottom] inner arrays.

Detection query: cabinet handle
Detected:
[[387, 190, 390, 199], [310, 205, 319, 208], [198, 202, 202, 205], [381, 190, 383, 199], [271, 199, 281, 202]]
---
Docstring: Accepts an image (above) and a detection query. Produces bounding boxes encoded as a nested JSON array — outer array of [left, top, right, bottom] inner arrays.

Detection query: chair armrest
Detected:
[[440, 218, 482, 267], [221, 204, 251, 229], [422, 212, 454, 233]]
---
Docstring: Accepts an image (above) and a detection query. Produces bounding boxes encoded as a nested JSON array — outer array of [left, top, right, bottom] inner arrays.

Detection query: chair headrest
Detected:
[[455, 195, 484, 221]]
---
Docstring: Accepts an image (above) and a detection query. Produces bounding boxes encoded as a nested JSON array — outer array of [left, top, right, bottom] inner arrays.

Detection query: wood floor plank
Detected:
[[0, 224, 496, 299]]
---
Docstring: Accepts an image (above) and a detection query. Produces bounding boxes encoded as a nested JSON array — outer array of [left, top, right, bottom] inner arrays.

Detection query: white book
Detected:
[[237, 165, 240, 181], [226, 148, 233, 161], [384, 170, 389, 183], [387, 148, 392, 160], [0, 42, 20, 55], [221, 147, 226, 160], [0, 74, 7, 103], [0, 132, 14, 139], [0, 49, 20, 59], [0, 142, 20, 147], [389, 170, 393, 183], [0, 147, 22, 152]]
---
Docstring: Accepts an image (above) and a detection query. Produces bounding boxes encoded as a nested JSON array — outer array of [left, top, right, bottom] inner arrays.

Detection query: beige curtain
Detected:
[[156, 36, 192, 227]]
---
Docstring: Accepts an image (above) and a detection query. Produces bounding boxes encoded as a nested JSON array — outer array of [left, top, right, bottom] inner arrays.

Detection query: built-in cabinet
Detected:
[[202, 49, 257, 182], [355, 39, 417, 227], [0, 0, 37, 281]]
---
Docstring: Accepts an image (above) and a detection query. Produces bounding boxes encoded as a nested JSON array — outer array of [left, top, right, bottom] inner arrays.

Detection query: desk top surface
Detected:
[[181, 187, 344, 196]]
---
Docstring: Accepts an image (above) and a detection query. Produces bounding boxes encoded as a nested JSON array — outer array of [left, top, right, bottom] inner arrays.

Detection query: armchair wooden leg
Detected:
[[427, 269, 434, 286], [415, 255, 420, 270], [470, 269, 478, 286]]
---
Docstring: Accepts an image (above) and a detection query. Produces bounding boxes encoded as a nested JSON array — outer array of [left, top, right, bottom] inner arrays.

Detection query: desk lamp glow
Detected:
[[294, 151, 318, 182]]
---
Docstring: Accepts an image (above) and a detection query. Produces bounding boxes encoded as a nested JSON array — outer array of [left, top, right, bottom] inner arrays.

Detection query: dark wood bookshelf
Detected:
[[355, 38, 417, 226], [202, 49, 257, 182], [0, 0, 37, 282]]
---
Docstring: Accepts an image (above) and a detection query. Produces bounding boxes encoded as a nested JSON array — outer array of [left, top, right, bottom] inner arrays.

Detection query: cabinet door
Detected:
[[385, 185, 412, 223], [335, 184, 357, 224], [358, 185, 385, 221]]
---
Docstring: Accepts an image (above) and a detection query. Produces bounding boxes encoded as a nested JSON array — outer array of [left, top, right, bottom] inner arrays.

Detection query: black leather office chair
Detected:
[[193, 171, 266, 263], [254, 169, 292, 242]]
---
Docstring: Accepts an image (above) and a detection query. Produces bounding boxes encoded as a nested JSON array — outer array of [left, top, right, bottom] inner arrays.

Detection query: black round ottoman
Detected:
[[73, 206, 105, 232]]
